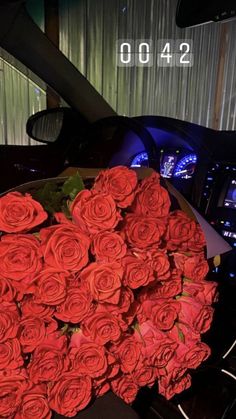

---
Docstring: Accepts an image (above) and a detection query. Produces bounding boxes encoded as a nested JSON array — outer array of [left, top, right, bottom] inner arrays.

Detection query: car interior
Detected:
[[0, 0, 235, 418]]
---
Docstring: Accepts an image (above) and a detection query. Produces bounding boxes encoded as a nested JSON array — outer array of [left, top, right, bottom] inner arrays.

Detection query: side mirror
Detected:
[[26, 107, 87, 145], [26, 108, 65, 144]]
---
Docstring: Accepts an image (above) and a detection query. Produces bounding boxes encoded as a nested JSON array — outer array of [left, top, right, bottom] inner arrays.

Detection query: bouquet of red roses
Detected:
[[0, 167, 218, 418]]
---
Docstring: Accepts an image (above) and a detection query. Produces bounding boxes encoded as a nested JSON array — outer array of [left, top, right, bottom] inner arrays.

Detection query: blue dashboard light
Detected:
[[174, 154, 197, 178], [130, 152, 148, 167]]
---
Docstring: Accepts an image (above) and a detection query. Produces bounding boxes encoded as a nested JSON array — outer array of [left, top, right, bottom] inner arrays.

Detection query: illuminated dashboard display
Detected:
[[130, 152, 197, 179], [222, 230, 236, 239], [160, 155, 177, 178], [224, 179, 236, 209], [173, 154, 197, 178]]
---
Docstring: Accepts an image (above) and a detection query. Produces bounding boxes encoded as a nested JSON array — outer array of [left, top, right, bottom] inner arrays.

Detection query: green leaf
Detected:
[[131, 322, 146, 346], [178, 329, 185, 343], [32, 232, 40, 239], [60, 324, 69, 335], [33, 182, 64, 214], [62, 172, 85, 200], [176, 323, 185, 343], [183, 277, 192, 283], [61, 202, 72, 219]]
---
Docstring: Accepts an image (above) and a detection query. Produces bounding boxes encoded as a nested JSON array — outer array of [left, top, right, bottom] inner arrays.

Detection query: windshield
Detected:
[[0, 0, 235, 147], [58, 0, 235, 130]]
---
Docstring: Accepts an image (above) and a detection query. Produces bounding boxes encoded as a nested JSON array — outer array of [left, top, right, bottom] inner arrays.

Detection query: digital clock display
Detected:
[[224, 179, 236, 209], [116, 39, 193, 67]]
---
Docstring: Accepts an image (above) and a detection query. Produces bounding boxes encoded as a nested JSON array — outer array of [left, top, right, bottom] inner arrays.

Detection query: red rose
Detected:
[[19, 317, 57, 353], [93, 166, 138, 208], [71, 189, 121, 234], [0, 301, 19, 342], [147, 249, 171, 281], [94, 381, 110, 397], [131, 171, 171, 217], [122, 255, 155, 289], [28, 332, 69, 383], [80, 262, 122, 305], [0, 338, 23, 370], [123, 214, 166, 249], [0, 192, 47, 233], [0, 275, 16, 302], [176, 341, 211, 369], [132, 366, 156, 387], [110, 335, 142, 374], [0, 234, 42, 282], [102, 287, 135, 320], [65, 271, 83, 287], [0, 370, 28, 417], [138, 269, 182, 302], [34, 268, 67, 306], [138, 170, 160, 187], [48, 373, 92, 417], [20, 296, 55, 320], [159, 373, 191, 400], [122, 298, 140, 326], [70, 330, 92, 348], [82, 308, 121, 345], [117, 287, 135, 313], [161, 358, 188, 386], [173, 253, 209, 281], [15, 384, 51, 419], [90, 304, 128, 333], [178, 296, 214, 334], [54, 211, 72, 224], [91, 231, 127, 262], [70, 333, 119, 387], [55, 285, 93, 324], [149, 276, 182, 299], [165, 210, 197, 251], [140, 298, 181, 330], [183, 280, 218, 305], [187, 224, 206, 252], [40, 224, 90, 272], [111, 374, 139, 403], [167, 323, 201, 346], [135, 321, 177, 370], [69, 343, 108, 378]]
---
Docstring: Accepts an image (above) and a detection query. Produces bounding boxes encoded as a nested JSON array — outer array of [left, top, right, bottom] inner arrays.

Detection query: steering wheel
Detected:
[[87, 116, 160, 172]]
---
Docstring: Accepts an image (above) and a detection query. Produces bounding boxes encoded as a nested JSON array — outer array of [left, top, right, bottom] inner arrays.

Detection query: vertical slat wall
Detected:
[[0, 0, 46, 146], [0, 53, 46, 145], [220, 22, 236, 130], [59, 0, 236, 130]]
